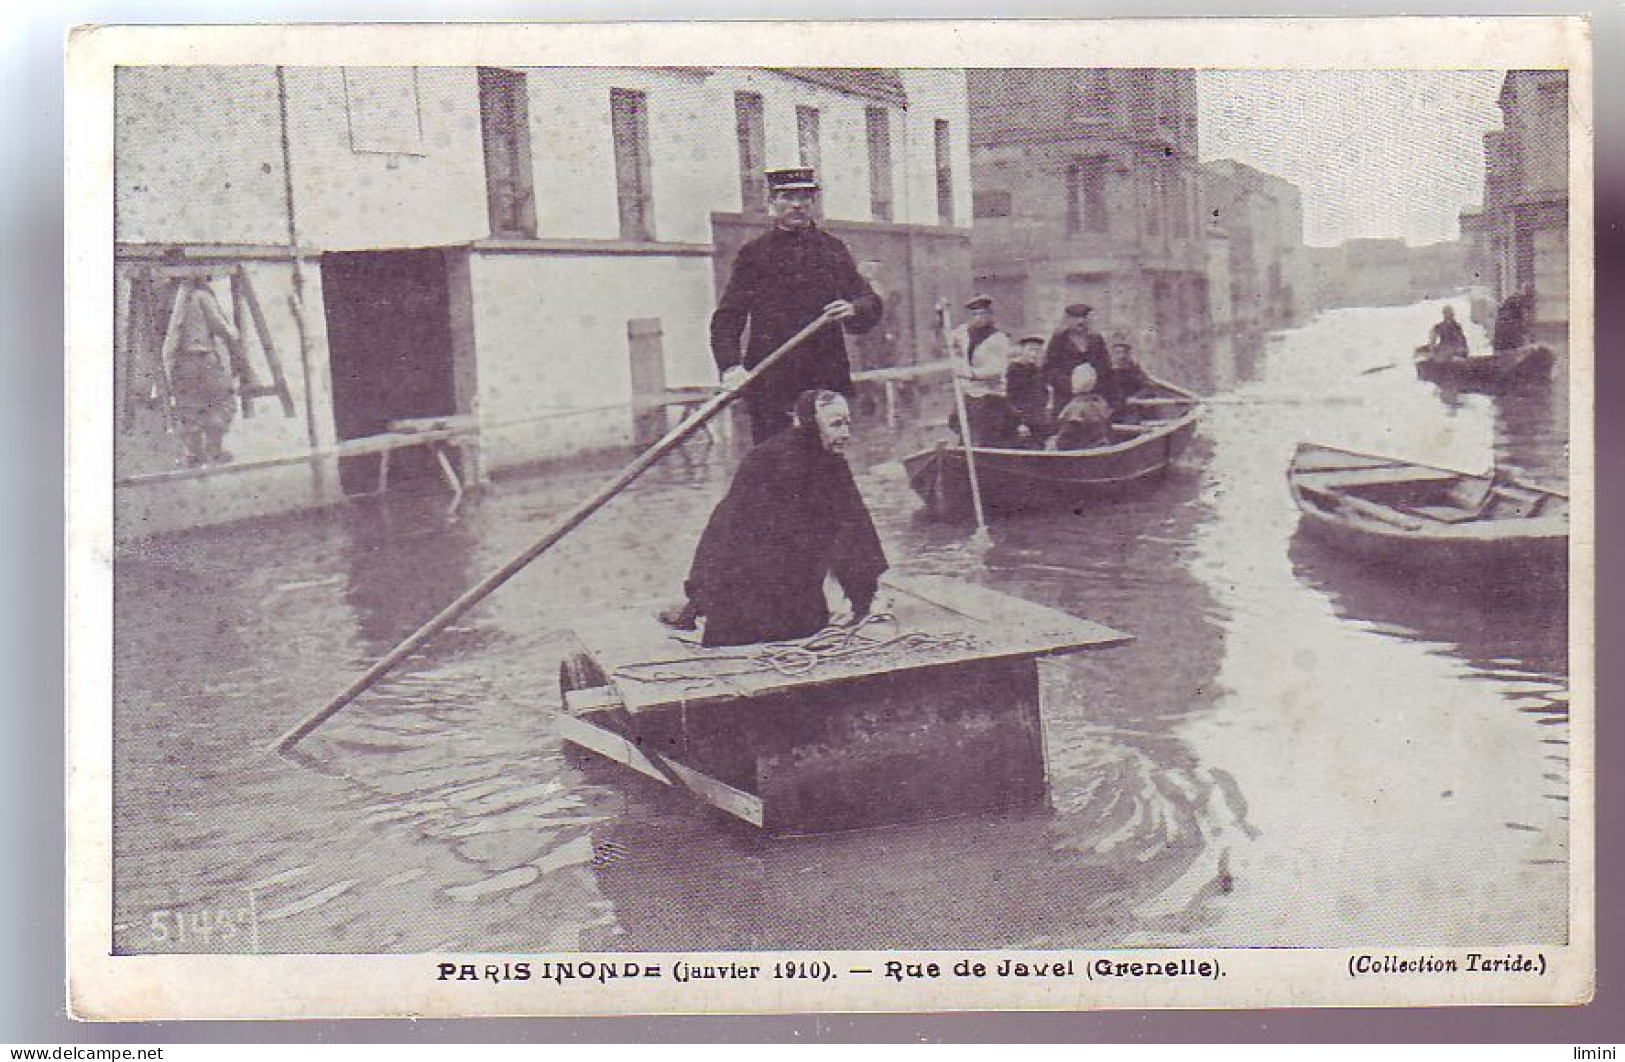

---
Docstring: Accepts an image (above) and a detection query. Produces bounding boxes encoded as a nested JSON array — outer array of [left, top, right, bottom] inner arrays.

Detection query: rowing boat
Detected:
[[1287, 443, 1568, 577], [900, 379, 1202, 521], [1413, 344, 1555, 391], [555, 573, 1130, 835]]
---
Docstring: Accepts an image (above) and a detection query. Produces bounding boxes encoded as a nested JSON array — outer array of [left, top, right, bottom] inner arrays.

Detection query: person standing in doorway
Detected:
[[710, 167, 884, 444], [1043, 302, 1111, 422]]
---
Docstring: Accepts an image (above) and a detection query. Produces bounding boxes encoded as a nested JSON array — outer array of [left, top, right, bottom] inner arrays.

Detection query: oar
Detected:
[[270, 307, 843, 754], [950, 372, 994, 551]]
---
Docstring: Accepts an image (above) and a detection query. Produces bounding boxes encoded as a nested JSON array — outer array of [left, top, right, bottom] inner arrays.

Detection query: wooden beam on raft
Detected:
[[554, 712, 765, 828]]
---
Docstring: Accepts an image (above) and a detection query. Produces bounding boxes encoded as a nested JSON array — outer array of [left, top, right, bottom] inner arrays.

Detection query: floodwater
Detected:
[[112, 298, 1571, 954]]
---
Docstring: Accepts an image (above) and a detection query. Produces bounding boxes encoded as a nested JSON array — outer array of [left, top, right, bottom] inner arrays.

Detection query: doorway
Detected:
[[321, 248, 459, 495]]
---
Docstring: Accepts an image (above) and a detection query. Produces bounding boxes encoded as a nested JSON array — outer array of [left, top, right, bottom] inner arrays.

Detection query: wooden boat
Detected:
[[1287, 443, 1568, 575], [555, 573, 1130, 835], [1413, 344, 1555, 391], [901, 379, 1202, 520]]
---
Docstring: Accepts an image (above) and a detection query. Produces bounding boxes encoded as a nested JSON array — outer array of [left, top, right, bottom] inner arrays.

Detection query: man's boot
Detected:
[[657, 599, 700, 631]]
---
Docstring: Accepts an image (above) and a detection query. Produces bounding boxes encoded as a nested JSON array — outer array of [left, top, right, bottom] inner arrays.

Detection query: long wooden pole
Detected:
[[271, 308, 840, 753]]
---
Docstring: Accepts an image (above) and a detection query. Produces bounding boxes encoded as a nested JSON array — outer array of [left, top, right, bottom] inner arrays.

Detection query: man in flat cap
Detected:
[[1043, 302, 1111, 424], [947, 295, 1019, 447], [711, 167, 884, 443]]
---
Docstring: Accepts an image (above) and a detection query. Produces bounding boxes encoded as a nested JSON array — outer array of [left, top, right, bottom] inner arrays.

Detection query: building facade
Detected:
[[1480, 70, 1569, 340], [966, 69, 1210, 373], [1199, 159, 1308, 340], [114, 66, 972, 541]]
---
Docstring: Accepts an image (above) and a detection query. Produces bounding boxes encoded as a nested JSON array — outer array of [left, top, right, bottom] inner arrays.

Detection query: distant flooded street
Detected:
[[113, 298, 1569, 954]]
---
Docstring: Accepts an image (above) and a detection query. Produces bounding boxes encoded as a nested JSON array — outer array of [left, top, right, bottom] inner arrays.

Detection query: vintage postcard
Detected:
[[65, 18, 1594, 1019]]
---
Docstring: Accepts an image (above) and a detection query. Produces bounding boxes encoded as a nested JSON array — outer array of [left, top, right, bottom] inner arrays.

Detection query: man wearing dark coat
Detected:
[[665, 389, 889, 647], [711, 167, 884, 443], [1492, 285, 1533, 352], [1043, 303, 1112, 422]]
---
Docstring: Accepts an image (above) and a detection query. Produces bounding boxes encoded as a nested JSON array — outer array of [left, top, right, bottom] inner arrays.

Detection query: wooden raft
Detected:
[[557, 573, 1130, 834]]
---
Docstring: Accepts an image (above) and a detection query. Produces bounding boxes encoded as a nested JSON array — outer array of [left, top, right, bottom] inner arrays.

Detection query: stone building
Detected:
[[114, 66, 972, 540], [1200, 159, 1308, 340], [1479, 70, 1569, 340], [965, 69, 1210, 372]]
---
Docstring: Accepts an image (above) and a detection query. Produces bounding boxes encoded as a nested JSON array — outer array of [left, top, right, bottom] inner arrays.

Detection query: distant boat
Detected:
[[1413, 344, 1555, 391], [901, 379, 1202, 521], [1287, 443, 1567, 577]]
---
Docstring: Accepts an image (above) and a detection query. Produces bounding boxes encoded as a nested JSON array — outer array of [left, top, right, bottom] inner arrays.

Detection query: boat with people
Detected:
[[900, 378, 1202, 521], [1412, 344, 1555, 391], [1287, 443, 1568, 577], [555, 572, 1130, 835]]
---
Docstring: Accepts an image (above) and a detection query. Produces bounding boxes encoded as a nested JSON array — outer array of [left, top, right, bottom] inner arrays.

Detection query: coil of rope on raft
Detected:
[[611, 613, 978, 685]]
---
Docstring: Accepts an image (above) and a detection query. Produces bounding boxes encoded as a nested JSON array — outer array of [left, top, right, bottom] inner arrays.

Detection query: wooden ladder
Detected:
[[120, 262, 297, 432]]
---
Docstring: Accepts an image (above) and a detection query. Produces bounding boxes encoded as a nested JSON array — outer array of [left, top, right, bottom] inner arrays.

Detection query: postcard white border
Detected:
[[66, 16, 1595, 1019]]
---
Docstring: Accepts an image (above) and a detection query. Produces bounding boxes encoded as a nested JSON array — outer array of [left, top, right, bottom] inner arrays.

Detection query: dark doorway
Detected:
[[321, 248, 458, 494]]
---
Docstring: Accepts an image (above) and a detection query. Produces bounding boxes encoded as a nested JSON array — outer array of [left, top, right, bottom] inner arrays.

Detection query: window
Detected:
[[1067, 156, 1109, 235], [611, 89, 654, 241], [796, 105, 823, 219], [973, 189, 1012, 218], [934, 119, 954, 227], [477, 68, 536, 238], [735, 92, 766, 213], [345, 67, 423, 154], [866, 106, 894, 222]]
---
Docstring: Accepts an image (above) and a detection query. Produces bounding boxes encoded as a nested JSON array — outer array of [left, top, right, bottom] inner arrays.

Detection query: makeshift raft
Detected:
[[555, 573, 1130, 835]]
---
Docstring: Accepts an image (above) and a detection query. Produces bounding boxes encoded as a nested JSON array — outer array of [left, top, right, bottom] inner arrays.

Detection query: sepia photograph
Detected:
[[66, 18, 1593, 1018]]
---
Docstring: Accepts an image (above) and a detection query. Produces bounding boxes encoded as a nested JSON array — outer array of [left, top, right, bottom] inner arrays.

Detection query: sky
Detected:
[[1197, 70, 1506, 248]]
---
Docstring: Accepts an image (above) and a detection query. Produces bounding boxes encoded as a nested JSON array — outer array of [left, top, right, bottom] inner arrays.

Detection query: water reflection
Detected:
[[112, 297, 1571, 953]]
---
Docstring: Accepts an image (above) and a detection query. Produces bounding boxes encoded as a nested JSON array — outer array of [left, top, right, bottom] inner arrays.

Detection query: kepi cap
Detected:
[[1109, 331, 1132, 347], [1020, 334, 1047, 345], [765, 167, 820, 192], [1064, 303, 1094, 318], [965, 294, 994, 311]]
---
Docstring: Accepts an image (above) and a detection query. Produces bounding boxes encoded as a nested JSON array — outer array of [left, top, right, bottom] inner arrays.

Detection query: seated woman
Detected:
[[1050, 364, 1114, 451]]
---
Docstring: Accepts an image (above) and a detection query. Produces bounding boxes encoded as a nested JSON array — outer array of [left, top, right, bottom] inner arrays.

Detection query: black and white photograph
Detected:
[[66, 19, 1593, 1018]]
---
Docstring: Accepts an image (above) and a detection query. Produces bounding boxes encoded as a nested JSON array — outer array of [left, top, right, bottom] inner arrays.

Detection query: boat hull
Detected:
[[902, 390, 1200, 521], [1287, 443, 1568, 584], [1414, 345, 1555, 391]]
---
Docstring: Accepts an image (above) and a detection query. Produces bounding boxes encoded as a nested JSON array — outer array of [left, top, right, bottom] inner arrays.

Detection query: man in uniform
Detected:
[[1043, 302, 1111, 422], [711, 167, 884, 443], [661, 389, 888, 647]]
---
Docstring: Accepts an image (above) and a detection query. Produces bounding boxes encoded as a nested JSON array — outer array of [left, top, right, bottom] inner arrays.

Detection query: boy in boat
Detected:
[[1099, 332, 1155, 422], [1005, 334, 1054, 446], [947, 294, 1020, 447], [1425, 306, 1470, 361], [658, 389, 889, 648], [1050, 364, 1114, 451]]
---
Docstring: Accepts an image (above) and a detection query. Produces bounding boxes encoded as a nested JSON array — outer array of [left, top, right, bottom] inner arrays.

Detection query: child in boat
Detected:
[[1050, 364, 1113, 450], [1005, 334, 1053, 446]]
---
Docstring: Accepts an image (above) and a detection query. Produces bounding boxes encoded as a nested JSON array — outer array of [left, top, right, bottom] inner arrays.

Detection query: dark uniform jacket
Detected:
[[710, 225, 883, 417], [1043, 329, 1111, 415], [1098, 361, 1153, 416], [683, 425, 888, 648]]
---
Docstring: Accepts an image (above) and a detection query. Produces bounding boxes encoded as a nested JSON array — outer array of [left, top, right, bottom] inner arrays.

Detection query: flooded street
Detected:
[[112, 298, 1569, 955]]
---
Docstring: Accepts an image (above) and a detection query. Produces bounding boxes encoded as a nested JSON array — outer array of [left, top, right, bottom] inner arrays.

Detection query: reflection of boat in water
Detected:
[[900, 380, 1202, 521], [1287, 443, 1568, 586], [1413, 345, 1555, 392], [555, 573, 1130, 836]]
